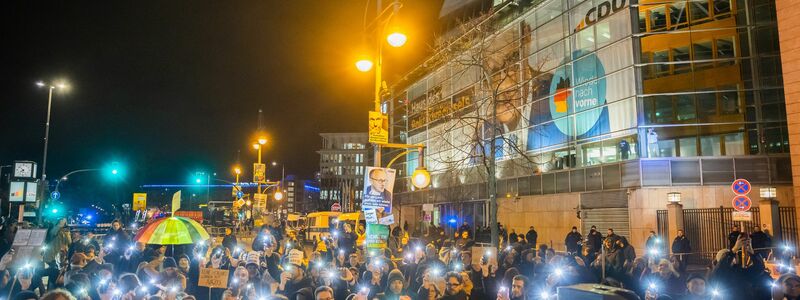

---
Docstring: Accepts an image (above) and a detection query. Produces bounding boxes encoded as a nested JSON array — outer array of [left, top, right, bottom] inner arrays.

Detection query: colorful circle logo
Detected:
[[548, 51, 607, 136]]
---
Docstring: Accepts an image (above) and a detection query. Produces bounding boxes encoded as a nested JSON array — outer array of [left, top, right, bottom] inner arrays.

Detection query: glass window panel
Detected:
[[538, 16, 564, 49], [700, 135, 722, 156], [654, 96, 673, 123], [716, 37, 735, 60], [697, 92, 717, 117], [694, 41, 713, 61], [672, 46, 691, 74], [690, 2, 711, 21], [679, 137, 698, 157], [670, 2, 688, 27], [574, 27, 596, 55], [719, 90, 739, 114], [650, 6, 667, 30], [724, 133, 744, 155], [653, 50, 670, 77], [714, 0, 732, 16], [675, 95, 696, 121]]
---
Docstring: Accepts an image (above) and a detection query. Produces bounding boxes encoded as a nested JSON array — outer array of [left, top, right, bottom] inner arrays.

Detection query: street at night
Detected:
[[2, 0, 800, 299]]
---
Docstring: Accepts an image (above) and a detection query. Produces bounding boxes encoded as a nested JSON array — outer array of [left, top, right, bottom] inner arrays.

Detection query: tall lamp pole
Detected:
[[35, 80, 68, 225], [356, 0, 406, 167]]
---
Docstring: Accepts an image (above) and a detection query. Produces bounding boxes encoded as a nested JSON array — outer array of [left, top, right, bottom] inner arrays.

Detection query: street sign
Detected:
[[368, 111, 389, 144], [731, 178, 751, 195], [331, 202, 341, 212], [732, 195, 752, 212], [236, 191, 244, 199], [50, 191, 60, 200], [732, 211, 753, 221], [132, 193, 147, 211], [253, 163, 266, 183]]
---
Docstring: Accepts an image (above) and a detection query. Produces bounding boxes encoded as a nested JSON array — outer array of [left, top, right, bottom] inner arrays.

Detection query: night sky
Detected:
[[1, 0, 443, 202]]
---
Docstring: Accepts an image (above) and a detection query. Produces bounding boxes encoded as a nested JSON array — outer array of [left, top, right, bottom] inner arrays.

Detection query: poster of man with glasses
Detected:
[[362, 167, 396, 224]]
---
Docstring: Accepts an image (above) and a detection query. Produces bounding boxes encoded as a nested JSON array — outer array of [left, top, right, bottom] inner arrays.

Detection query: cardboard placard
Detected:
[[198, 268, 229, 289]]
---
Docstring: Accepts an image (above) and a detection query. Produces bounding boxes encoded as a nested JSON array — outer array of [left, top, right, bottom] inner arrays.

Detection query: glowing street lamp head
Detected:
[[111, 169, 118, 175], [274, 191, 284, 201], [272, 161, 277, 166], [252, 143, 260, 150], [411, 167, 431, 189], [195, 178, 202, 184], [36, 81, 45, 87], [356, 59, 373, 72], [386, 32, 407, 47], [258, 137, 267, 145], [234, 167, 241, 175]]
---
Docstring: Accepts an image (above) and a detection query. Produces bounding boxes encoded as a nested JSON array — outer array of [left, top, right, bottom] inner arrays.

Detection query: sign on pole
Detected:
[[365, 224, 390, 252], [132, 193, 147, 211], [253, 163, 266, 183], [732, 195, 752, 212], [198, 268, 229, 289], [731, 178, 751, 195], [362, 167, 396, 225], [331, 202, 341, 212], [368, 111, 389, 144], [732, 211, 753, 222], [50, 191, 60, 200]]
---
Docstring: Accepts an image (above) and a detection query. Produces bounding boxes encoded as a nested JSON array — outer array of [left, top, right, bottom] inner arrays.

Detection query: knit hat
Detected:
[[13, 291, 38, 300], [387, 269, 404, 284], [685, 273, 706, 284], [162, 257, 177, 269]]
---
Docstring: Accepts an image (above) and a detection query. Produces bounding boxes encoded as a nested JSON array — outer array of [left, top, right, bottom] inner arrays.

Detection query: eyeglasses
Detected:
[[370, 178, 387, 183]]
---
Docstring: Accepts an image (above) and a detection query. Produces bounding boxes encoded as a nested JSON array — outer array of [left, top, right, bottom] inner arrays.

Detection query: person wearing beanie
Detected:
[[278, 249, 314, 300], [160, 256, 187, 294], [376, 269, 416, 300], [681, 274, 708, 300], [12, 290, 38, 300]]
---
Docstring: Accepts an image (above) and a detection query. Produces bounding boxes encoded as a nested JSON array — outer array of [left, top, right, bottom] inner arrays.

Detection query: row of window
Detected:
[[320, 153, 367, 164], [642, 0, 733, 33]]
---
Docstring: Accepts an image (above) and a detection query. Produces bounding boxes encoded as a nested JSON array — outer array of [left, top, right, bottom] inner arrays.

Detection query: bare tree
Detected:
[[412, 12, 557, 247]]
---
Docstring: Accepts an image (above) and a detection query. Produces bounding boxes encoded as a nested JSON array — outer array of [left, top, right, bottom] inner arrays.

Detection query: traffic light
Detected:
[[103, 161, 125, 181]]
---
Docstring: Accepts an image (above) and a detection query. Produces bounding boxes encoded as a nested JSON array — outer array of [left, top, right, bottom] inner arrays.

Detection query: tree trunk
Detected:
[[489, 95, 499, 248]]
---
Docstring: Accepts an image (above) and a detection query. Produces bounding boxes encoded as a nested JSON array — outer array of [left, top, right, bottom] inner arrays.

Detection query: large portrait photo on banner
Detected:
[[362, 167, 396, 221]]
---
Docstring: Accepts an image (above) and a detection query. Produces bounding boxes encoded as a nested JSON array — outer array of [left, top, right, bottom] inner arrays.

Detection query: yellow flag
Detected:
[[172, 190, 181, 214]]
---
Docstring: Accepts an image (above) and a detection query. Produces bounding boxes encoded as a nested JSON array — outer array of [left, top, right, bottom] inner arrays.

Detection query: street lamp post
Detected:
[[357, 0, 405, 167], [36, 80, 68, 225]]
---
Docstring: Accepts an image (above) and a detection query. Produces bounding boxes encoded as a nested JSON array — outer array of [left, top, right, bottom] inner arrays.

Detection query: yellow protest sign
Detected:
[[132, 193, 147, 211]]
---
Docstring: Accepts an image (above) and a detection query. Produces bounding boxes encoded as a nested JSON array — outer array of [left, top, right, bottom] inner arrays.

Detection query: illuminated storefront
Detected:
[[390, 0, 791, 245]]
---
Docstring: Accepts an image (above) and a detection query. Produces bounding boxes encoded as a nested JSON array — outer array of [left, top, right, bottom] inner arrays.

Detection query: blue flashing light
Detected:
[[448, 218, 457, 223], [304, 184, 320, 192]]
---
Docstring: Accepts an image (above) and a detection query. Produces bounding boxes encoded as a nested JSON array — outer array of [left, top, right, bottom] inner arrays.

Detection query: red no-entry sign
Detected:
[[731, 178, 751, 195], [732, 195, 752, 212]]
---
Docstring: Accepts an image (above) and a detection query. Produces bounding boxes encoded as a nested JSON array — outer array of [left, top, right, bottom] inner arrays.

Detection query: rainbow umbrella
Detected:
[[134, 216, 209, 245]]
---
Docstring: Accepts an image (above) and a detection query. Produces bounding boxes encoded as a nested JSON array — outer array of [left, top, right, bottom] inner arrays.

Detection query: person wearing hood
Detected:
[[586, 226, 603, 256], [377, 269, 416, 300], [564, 227, 582, 256]]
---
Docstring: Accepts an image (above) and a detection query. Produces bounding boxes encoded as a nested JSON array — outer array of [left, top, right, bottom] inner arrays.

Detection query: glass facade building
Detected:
[[389, 0, 791, 226]]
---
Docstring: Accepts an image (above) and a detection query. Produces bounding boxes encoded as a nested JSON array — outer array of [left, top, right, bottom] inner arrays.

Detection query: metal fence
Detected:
[[780, 207, 799, 249], [657, 206, 800, 266]]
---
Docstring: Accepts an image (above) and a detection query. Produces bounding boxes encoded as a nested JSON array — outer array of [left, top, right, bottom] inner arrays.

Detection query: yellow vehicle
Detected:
[[336, 212, 366, 246], [306, 211, 339, 242]]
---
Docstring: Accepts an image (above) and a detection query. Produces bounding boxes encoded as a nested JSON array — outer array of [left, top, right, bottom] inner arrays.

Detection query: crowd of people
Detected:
[[0, 216, 797, 300]]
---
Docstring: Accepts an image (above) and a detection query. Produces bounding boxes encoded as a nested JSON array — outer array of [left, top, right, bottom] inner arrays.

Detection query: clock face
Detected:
[[14, 163, 32, 178]]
